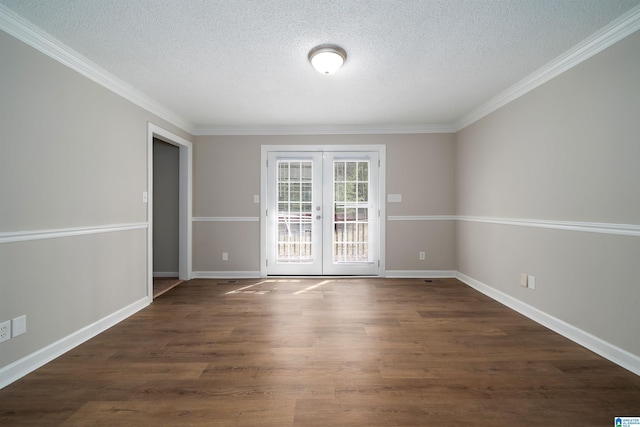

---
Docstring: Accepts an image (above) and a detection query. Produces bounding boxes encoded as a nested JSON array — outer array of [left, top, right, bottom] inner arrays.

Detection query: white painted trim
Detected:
[[0, 223, 147, 244], [148, 123, 194, 299], [388, 215, 457, 221], [153, 272, 179, 278], [456, 272, 640, 376], [387, 215, 640, 237], [260, 145, 386, 277], [193, 124, 456, 136], [261, 144, 389, 153], [386, 270, 457, 278], [457, 216, 640, 237], [454, 4, 640, 131], [0, 297, 149, 389], [192, 271, 261, 279], [0, 4, 194, 134], [193, 217, 260, 222]]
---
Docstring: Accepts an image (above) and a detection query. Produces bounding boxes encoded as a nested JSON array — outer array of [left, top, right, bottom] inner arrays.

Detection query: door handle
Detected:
[[316, 215, 322, 220]]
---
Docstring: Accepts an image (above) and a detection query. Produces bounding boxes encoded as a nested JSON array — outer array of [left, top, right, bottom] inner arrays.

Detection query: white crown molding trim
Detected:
[[0, 223, 148, 244], [192, 217, 260, 222], [192, 271, 261, 279], [192, 123, 457, 136], [458, 216, 640, 237], [385, 270, 456, 278], [0, 4, 195, 134], [0, 296, 149, 389], [454, 4, 640, 131], [456, 272, 640, 376], [388, 215, 457, 221]]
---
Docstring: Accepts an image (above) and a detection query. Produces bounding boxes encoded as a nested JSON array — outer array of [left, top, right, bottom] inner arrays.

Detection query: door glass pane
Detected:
[[333, 160, 370, 263], [276, 160, 314, 264]]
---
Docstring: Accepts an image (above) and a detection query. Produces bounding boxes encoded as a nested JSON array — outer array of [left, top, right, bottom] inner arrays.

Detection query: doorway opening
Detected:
[[152, 138, 181, 297], [147, 124, 193, 300]]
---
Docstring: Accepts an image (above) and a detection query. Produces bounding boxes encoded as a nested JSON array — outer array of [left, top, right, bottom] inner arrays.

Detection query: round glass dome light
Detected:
[[308, 45, 347, 74]]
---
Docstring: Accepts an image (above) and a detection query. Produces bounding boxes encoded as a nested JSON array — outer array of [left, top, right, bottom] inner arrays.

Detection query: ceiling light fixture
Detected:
[[308, 45, 347, 74]]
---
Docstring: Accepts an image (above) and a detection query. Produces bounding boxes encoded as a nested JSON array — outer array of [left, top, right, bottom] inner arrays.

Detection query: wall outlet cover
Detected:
[[527, 275, 536, 290], [520, 274, 528, 287], [0, 320, 10, 343], [12, 315, 27, 337]]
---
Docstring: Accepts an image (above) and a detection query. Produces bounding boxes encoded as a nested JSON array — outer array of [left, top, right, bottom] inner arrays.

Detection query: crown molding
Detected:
[[0, 4, 195, 134], [3, 3, 639, 137], [192, 123, 457, 136], [454, 4, 640, 132]]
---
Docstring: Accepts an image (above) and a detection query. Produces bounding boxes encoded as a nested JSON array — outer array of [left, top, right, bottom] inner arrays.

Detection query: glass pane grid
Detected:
[[276, 160, 314, 264], [333, 160, 370, 263]]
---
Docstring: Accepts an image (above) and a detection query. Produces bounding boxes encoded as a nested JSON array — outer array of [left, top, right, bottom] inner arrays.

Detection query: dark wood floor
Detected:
[[152, 277, 182, 298], [1, 278, 639, 426]]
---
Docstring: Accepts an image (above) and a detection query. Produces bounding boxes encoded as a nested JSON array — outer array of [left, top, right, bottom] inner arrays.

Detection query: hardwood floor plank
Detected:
[[61, 399, 296, 427], [1, 278, 638, 426]]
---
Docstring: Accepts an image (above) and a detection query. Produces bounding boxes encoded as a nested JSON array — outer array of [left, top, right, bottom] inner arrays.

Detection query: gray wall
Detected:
[[0, 30, 192, 372], [455, 30, 640, 357], [192, 134, 457, 274], [153, 138, 179, 275]]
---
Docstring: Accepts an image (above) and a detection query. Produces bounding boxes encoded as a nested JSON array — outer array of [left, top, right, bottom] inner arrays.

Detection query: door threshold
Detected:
[[264, 275, 380, 278]]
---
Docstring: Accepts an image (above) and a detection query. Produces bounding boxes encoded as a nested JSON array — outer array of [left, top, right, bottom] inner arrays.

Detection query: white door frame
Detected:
[[147, 123, 193, 300], [260, 144, 386, 277]]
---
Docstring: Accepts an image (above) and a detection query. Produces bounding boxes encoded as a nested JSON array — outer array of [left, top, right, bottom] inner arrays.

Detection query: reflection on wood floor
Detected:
[[1, 278, 639, 426]]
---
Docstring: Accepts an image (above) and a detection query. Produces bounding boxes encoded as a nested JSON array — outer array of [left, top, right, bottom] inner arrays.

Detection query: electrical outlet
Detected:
[[0, 320, 11, 343], [419, 251, 426, 260], [222, 252, 229, 261]]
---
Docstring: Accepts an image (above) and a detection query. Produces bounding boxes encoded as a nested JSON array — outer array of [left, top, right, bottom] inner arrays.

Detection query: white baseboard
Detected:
[[192, 271, 261, 279], [153, 271, 179, 278], [456, 272, 640, 376], [385, 270, 457, 278], [0, 297, 150, 389], [4, 272, 637, 390]]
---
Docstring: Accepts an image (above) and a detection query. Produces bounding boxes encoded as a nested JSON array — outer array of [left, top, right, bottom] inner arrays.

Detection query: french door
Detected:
[[265, 150, 380, 276]]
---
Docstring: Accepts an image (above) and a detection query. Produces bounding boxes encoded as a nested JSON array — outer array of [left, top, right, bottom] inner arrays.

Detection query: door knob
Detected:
[[316, 215, 321, 220]]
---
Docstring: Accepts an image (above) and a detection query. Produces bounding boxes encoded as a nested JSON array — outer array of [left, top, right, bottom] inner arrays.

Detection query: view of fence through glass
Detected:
[[277, 160, 314, 263], [276, 159, 371, 265], [334, 160, 369, 263]]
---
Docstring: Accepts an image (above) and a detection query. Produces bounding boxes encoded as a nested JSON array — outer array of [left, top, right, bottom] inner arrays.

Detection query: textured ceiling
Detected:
[[2, 0, 640, 133]]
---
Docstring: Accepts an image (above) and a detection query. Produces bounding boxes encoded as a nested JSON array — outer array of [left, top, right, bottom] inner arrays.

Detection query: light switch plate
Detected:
[[387, 194, 402, 203]]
